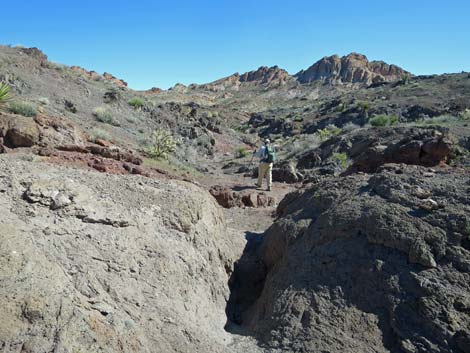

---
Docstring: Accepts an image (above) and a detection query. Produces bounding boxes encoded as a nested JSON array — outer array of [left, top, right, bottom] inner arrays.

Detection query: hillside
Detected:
[[0, 45, 469, 353]]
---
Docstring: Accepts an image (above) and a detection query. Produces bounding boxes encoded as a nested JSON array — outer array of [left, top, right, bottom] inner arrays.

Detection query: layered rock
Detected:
[[295, 53, 410, 85]]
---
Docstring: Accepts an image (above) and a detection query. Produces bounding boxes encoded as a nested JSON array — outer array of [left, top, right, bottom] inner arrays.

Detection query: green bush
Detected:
[[332, 152, 348, 169], [146, 128, 176, 159], [8, 101, 37, 117], [128, 97, 145, 109], [93, 107, 120, 126], [235, 146, 248, 158], [370, 115, 399, 127], [315, 124, 342, 141], [0, 83, 11, 109]]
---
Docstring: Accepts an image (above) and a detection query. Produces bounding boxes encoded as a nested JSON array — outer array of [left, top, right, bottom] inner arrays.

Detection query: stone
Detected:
[[3, 116, 40, 148]]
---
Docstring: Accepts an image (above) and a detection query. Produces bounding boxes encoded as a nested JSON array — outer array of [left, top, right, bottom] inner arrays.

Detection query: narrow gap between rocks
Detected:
[[224, 231, 267, 333]]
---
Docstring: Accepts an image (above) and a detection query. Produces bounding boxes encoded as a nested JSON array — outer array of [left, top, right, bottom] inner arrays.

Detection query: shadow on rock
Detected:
[[225, 231, 267, 332]]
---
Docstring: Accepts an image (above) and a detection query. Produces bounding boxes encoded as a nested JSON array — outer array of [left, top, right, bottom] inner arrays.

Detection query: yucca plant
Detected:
[[0, 83, 11, 110]]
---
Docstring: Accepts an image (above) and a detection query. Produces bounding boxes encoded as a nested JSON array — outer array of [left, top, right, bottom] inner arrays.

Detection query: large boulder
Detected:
[[0, 155, 241, 353], [230, 163, 470, 353], [0, 114, 40, 147]]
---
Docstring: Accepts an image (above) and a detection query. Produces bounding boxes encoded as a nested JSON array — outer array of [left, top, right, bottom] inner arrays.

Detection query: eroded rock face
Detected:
[[237, 164, 470, 353], [0, 155, 239, 353], [295, 53, 410, 85]]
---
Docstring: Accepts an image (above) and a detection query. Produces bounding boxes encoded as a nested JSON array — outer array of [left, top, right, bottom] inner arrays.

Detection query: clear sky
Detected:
[[1, 0, 469, 90]]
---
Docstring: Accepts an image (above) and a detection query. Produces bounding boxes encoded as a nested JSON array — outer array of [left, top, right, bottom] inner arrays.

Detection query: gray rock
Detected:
[[0, 154, 246, 353], [230, 163, 470, 353]]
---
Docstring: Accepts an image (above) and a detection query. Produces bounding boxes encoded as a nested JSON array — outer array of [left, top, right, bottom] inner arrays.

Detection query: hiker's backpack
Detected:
[[265, 146, 276, 163]]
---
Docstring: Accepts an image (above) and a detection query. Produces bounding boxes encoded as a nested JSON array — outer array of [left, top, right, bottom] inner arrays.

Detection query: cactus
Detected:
[[147, 129, 176, 159]]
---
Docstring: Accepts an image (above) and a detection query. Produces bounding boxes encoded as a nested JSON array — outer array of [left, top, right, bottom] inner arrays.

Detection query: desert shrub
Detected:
[[459, 109, 470, 121], [316, 128, 331, 141], [126, 116, 139, 124], [8, 101, 37, 117], [0, 83, 11, 109], [93, 107, 120, 126], [332, 152, 348, 169], [38, 97, 50, 105], [342, 122, 360, 133], [146, 128, 176, 159], [235, 146, 248, 158], [128, 97, 145, 109], [370, 115, 399, 127], [90, 128, 111, 142], [417, 114, 457, 126], [315, 124, 342, 141]]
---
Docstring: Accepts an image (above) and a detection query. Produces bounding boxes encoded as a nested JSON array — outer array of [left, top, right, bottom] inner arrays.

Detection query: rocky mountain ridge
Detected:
[[196, 53, 410, 91], [295, 53, 410, 85]]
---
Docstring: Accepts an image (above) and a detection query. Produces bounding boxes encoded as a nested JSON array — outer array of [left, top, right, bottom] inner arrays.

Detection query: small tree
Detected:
[[147, 128, 176, 159], [0, 83, 11, 110]]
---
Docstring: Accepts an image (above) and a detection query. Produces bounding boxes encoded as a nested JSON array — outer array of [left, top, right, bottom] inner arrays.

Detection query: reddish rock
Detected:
[[257, 193, 275, 207], [57, 145, 89, 154], [209, 186, 243, 208], [94, 138, 110, 147], [295, 53, 411, 85]]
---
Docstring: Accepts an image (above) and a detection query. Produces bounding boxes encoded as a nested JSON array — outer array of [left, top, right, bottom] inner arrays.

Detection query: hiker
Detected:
[[253, 139, 275, 191]]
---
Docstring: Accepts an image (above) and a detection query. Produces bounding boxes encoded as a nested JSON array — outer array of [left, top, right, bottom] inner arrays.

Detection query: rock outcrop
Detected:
[[209, 185, 275, 209], [231, 163, 470, 353], [0, 155, 239, 353], [203, 66, 292, 91], [295, 53, 410, 85]]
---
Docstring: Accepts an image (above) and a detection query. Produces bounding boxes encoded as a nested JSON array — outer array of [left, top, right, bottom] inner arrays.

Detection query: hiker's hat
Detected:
[[264, 139, 270, 144]]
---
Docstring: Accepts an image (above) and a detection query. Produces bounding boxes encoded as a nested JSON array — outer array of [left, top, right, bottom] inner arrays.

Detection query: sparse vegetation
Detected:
[[369, 115, 399, 127], [459, 109, 470, 121], [146, 128, 176, 159], [38, 97, 50, 105], [128, 97, 145, 109], [342, 122, 360, 133], [332, 152, 348, 169], [90, 128, 112, 142], [315, 124, 342, 141], [235, 146, 248, 158], [0, 83, 11, 109], [8, 101, 37, 117], [93, 107, 120, 126], [126, 116, 139, 124]]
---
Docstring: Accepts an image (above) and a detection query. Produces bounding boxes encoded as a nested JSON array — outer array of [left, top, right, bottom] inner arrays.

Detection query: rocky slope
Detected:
[[1, 44, 469, 353], [295, 53, 410, 85]]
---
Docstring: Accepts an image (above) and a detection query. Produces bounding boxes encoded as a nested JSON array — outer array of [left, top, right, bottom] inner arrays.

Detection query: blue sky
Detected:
[[2, 0, 469, 89]]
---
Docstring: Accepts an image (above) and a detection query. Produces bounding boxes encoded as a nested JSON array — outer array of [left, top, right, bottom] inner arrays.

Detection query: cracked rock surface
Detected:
[[238, 164, 470, 353], [0, 154, 250, 353]]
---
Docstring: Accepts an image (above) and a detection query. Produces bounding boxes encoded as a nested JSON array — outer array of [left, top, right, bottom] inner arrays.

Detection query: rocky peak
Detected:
[[239, 65, 291, 85], [295, 52, 410, 85], [202, 65, 292, 91]]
